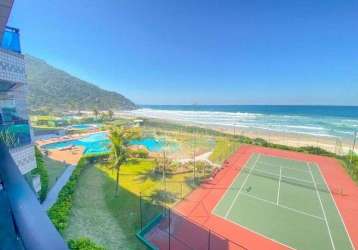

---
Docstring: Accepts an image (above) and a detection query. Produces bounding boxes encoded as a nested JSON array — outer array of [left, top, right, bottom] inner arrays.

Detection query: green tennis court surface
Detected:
[[213, 153, 354, 250]]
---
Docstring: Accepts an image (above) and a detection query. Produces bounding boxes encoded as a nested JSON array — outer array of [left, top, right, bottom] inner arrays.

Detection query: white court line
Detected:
[[247, 167, 314, 185], [224, 154, 261, 218], [277, 166, 282, 205], [240, 192, 325, 221], [308, 163, 336, 250], [211, 154, 255, 213], [315, 163, 355, 250], [258, 153, 312, 170], [256, 160, 311, 174], [215, 212, 296, 250]]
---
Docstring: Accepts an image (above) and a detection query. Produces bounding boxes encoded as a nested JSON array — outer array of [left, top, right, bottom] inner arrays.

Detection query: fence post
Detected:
[[139, 192, 143, 231], [168, 208, 171, 250], [181, 183, 183, 200], [208, 229, 211, 250], [350, 130, 357, 163]]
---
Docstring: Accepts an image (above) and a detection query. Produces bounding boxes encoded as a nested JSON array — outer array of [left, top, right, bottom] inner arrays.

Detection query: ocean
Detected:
[[130, 105, 358, 141]]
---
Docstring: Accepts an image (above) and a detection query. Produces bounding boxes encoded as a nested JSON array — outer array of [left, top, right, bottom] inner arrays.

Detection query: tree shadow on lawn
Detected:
[[150, 189, 178, 204], [94, 167, 236, 249], [135, 168, 162, 183], [96, 166, 165, 249], [66, 163, 164, 250], [184, 174, 209, 189], [102, 159, 153, 178]]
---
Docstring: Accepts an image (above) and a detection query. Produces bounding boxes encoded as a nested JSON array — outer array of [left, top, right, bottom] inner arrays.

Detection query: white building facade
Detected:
[[0, 2, 36, 175]]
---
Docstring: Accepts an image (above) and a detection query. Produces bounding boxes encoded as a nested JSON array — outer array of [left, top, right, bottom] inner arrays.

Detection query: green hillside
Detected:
[[25, 55, 136, 112]]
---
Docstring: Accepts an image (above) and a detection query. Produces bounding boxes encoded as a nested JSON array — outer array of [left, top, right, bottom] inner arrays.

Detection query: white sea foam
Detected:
[[128, 108, 356, 140]]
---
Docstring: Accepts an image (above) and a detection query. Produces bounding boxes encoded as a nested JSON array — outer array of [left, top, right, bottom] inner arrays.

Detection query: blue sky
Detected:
[[8, 0, 358, 105]]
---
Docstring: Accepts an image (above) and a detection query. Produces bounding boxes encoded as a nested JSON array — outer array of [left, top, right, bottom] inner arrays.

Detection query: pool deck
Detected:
[[35, 130, 107, 147], [46, 146, 85, 165], [36, 130, 108, 165]]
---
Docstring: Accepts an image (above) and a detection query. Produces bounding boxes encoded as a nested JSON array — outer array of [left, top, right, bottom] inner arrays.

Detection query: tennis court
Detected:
[[213, 153, 354, 250]]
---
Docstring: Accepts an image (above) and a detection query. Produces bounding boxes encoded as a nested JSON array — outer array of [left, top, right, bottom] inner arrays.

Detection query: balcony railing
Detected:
[[0, 142, 68, 250], [1, 26, 21, 54], [0, 122, 31, 148]]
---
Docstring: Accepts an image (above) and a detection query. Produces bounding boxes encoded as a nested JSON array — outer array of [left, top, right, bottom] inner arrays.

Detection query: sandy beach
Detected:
[[120, 111, 355, 155], [206, 124, 354, 155]]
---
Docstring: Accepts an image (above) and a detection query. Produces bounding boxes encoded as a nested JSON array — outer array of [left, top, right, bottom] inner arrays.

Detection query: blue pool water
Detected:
[[68, 124, 97, 130], [44, 132, 110, 154], [43, 132, 169, 154], [129, 137, 166, 152]]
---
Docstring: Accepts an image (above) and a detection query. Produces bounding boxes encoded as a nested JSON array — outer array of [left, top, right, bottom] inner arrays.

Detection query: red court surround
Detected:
[[170, 145, 358, 250]]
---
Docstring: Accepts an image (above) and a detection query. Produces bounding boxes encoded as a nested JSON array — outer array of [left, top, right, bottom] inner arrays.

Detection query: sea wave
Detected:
[[128, 108, 357, 140]]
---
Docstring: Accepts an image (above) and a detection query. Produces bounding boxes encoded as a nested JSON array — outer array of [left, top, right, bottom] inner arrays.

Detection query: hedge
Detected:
[[33, 147, 49, 202], [341, 154, 358, 182], [128, 148, 149, 158], [48, 153, 109, 234], [68, 238, 105, 250]]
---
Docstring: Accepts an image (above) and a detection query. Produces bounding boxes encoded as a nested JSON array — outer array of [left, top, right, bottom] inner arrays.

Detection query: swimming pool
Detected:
[[43, 132, 173, 154], [67, 124, 98, 130], [43, 132, 110, 154], [129, 137, 167, 152]]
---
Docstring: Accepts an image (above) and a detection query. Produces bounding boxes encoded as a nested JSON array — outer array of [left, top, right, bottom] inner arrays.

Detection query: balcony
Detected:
[[0, 142, 68, 250], [0, 122, 31, 149], [1, 26, 21, 54]]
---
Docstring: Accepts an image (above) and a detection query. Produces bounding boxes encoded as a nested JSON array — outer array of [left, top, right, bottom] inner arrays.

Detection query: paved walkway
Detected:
[[42, 165, 75, 210], [178, 151, 221, 168]]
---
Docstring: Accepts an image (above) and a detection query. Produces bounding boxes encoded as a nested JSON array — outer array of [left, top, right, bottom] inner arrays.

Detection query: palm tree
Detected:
[[69, 101, 76, 112], [99, 112, 107, 121], [93, 108, 99, 120], [109, 127, 137, 195], [108, 109, 114, 120]]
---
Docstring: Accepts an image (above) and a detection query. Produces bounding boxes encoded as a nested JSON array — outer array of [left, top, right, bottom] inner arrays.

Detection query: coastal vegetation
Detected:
[[33, 147, 49, 202], [31, 114, 115, 129], [209, 139, 241, 164], [25, 55, 136, 112], [143, 118, 358, 183], [342, 153, 358, 183]]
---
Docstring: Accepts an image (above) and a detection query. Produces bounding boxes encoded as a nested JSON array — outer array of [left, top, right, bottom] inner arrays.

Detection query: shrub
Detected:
[[297, 146, 335, 157], [129, 148, 148, 158], [68, 238, 105, 250], [341, 153, 358, 182], [252, 137, 269, 147], [48, 154, 108, 234], [209, 139, 241, 164], [33, 147, 49, 202]]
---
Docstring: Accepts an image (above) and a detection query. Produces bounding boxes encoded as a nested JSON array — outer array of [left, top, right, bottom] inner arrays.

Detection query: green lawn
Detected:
[[65, 158, 197, 250], [43, 155, 67, 190], [101, 159, 197, 201]]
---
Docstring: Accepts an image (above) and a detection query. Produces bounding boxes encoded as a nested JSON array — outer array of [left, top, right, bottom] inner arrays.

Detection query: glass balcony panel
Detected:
[[1, 27, 21, 53], [0, 123, 31, 148], [0, 81, 16, 92]]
